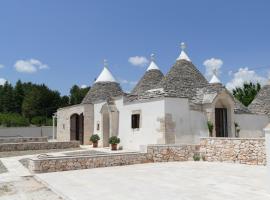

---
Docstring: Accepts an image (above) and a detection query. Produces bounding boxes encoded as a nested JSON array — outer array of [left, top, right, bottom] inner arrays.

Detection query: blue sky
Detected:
[[0, 0, 270, 95]]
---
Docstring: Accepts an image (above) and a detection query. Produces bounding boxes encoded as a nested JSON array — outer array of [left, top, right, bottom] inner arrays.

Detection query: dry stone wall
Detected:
[[0, 141, 79, 152], [147, 144, 200, 162], [0, 137, 48, 144], [28, 152, 150, 173], [200, 138, 266, 165]]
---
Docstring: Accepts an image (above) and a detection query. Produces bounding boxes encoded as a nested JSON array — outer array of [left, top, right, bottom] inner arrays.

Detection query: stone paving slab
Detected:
[[0, 160, 7, 174], [36, 162, 270, 200]]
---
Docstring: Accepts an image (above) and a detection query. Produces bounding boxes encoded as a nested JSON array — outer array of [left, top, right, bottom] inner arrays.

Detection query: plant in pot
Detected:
[[207, 121, 214, 137], [90, 134, 100, 148], [109, 136, 120, 151]]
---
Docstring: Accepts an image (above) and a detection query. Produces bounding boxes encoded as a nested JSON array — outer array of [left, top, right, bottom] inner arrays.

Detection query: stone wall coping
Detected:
[[0, 141, 77, 145], [200, 137, 265, 141], [29, 152, 145, 161], [0, 136, 48, 139], [147, 144, 200, 147]]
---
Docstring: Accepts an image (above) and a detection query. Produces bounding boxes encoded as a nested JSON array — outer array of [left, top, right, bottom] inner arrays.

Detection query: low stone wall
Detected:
[[147, 144, 200, 162], [0, 141, 79, 152], [28, 152, 149, 173], [200, 138, 266, 165], [0, 137, 48, 144]]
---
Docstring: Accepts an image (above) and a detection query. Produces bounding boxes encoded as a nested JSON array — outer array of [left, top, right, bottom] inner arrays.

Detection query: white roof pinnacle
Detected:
[[95, 60, 117, 83], [176, 42, 191, 62], [209, 74, 221, 84], [147, 54, 160, 71]]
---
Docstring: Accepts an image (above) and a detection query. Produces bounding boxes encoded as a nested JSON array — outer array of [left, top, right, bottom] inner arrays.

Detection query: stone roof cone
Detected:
[[209, 69, 221, 84], [159, 42, 208, 98], [248, 82, 270, 117], [131, 54, 164, 95], [81, 60, 123, 104]]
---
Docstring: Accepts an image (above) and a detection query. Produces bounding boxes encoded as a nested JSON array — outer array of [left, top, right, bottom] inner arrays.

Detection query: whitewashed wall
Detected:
[[118, 99, 165, 150], [190, 110, 209, 143], [164, 98, 193, 144], [235, 114, 269, 138], [92, 98, 165, 150]]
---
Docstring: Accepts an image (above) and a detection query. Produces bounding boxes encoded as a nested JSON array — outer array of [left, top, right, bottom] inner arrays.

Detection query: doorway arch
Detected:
[[70, 113, 84, 144]]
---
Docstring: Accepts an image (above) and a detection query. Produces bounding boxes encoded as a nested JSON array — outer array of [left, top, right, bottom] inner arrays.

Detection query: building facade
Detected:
[[57, 44, 270, 150]]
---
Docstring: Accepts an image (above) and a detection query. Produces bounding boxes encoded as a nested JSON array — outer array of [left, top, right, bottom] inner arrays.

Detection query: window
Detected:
[[131, 114, 140, 129], [97, 122, 100, 131]]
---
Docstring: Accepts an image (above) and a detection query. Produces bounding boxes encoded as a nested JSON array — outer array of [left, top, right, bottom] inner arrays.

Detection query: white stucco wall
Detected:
[[118, 99, 165, 150], [264, 124, 270, 189], [91, 98, 165, 150], [190, 110, 209, 143], [164, 98, 198, 144], [235, 114, 269, 138]]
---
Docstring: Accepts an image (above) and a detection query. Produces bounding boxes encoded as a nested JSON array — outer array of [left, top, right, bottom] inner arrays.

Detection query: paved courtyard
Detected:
[[37, 162, 270, 200]]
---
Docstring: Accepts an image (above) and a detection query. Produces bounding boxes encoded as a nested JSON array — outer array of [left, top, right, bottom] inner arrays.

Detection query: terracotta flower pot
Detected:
[[93, 142, 98, 148], [111, 144, 117, 151]]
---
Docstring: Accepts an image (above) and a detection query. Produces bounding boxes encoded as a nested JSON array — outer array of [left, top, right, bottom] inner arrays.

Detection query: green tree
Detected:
[[233, 82, 261, 106], [69, 85, 89, 105], [13, 80, 25, 114], [0, 82, 15, 113]]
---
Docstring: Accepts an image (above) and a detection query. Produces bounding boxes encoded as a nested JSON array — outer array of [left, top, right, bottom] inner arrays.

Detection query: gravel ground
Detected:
[[0, 148, 82, 158], [0, 176, 63, 200], [0, 160, 7, 174]]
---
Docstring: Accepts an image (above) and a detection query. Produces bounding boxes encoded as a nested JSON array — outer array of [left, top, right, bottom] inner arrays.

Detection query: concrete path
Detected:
[[36, 162, 270, 200]]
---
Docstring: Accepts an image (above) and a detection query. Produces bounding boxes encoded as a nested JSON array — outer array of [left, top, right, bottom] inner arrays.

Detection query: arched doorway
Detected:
[[214, 97, 233, 137], [100, 102, 119, 147], [70, 113, 84, 144], [102, 111, 110, 147]]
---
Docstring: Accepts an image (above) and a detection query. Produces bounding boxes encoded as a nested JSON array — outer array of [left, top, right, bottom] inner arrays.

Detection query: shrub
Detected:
[[31, 116, 53, 126], [0, 113, 30, 127], [90, 134, 100, 143], [193, 154, 201, 161], [109, 136, 120, 145], [207, 121, 214, 136]]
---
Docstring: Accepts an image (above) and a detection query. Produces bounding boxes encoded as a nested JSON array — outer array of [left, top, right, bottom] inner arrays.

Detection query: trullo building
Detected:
[[57, 43, 269, 150]]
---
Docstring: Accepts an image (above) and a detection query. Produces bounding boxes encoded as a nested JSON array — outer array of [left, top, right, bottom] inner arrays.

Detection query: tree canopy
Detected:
[[232, 82, 261, 107], [0, 80, 90, 127]]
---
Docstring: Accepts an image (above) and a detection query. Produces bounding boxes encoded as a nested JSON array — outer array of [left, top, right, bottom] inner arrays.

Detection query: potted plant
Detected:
[[207, 121, 214, 137], [109, 136, 120, 151], [90, 134, 100, 148]]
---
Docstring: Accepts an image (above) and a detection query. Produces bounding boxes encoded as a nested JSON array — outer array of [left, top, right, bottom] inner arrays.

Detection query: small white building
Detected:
[[57, 44, 270, 150]]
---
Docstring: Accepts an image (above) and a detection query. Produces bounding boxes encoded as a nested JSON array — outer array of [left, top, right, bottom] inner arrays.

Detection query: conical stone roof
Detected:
[[81, 65, 123, 104], [159, 59, 208, 98], [131, 59, 164, 95], [248, 84, 270, 117]]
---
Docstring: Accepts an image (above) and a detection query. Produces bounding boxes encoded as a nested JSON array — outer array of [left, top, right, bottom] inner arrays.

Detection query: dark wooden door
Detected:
[[78, 114, 84, 144], [215, 108, 228, 137]]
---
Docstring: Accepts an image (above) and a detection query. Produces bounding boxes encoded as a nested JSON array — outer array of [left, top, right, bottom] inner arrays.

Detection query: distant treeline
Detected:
[[0, 80, 89, 127]]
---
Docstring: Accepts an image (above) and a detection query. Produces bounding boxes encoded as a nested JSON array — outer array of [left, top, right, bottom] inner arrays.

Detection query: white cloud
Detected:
[[81, 84, 88, 89], [203, 58, 223, 79], [119, 79, 137, 86], [226, 67, 268, 91], [128, 56, 148, 67], [0, 78, 7, 85], [14, 59, 49, 73], [0, 64, 4, 69]]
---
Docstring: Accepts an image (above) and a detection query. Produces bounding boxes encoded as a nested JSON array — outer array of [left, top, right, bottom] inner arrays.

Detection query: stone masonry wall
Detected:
[[28, 152, 150, 173], [147, 144, 200, 162], [27, 139, 266, 173], [200, 138, 266, 165], [0, 137, 48, 144], [0, 141, 79, 152]]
